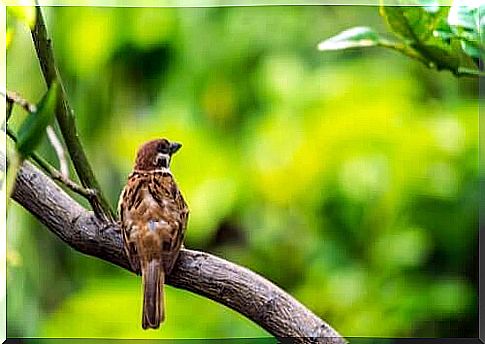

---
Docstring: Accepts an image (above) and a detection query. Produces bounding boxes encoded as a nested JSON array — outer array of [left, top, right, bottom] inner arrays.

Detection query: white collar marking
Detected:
[[134, 167, 172, 174]]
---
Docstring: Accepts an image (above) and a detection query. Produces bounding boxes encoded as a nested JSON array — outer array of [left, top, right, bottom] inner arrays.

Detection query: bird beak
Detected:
[[169, 142, 182, 154]]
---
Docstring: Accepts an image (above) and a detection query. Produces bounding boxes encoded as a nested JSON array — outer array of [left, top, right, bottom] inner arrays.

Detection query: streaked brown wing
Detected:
[[148, 173, 189, 274], [118, 174, 144, 274]]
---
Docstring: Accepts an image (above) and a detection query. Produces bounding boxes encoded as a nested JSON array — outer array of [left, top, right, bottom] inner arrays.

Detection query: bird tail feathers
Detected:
[[142, 260, 165, 329]]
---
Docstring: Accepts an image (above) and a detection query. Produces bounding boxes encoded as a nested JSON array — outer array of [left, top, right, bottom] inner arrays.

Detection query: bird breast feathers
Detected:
[[120, 174, 183, 229]]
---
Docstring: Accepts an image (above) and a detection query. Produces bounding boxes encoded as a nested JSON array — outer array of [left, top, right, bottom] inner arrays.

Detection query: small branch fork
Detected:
[[2, 90, 94, 199], [6, 127, 95, 199], [30, 7, 115, 222]]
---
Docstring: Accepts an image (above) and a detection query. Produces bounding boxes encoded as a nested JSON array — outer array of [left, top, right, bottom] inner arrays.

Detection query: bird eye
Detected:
[[158, 142, 170, 154]]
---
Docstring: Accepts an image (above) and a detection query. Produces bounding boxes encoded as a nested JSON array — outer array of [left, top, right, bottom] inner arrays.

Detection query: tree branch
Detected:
[[30, 6, 115, 222], [10, 158, 346, 344]]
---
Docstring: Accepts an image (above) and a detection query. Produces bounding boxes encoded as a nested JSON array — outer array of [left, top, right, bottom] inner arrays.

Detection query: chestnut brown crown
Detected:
[[134, 138, 182, 171]]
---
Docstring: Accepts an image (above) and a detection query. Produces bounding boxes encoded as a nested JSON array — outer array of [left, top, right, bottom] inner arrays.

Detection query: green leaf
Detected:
[[448, 38, 480, 70], [447, 4, 484, 60], [317, 27, 382, 51], [17, 82, 59, 157], [433, 29, 454, 42], [448, 4, 479, 31], [460, 39, 482, 59], [7, 5, 37, 29], [380, 6, 418, 41], [416, 42, 460, 71], [381, 5, 448, 42], [415, 37, 477, 73]]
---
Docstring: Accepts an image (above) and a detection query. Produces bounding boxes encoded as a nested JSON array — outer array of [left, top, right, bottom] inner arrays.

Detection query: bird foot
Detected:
[[96, 221, 117, 237]]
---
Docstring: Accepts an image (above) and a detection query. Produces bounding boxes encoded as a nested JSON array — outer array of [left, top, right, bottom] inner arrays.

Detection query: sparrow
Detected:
[[118, 138, 189, 329]]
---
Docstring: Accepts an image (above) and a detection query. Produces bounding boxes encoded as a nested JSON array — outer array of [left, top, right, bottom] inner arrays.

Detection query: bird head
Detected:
[[134, 138, 182, 172]]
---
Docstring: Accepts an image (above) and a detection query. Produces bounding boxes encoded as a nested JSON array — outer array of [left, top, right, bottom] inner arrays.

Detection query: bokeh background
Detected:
[[6, 5, 479, 339]]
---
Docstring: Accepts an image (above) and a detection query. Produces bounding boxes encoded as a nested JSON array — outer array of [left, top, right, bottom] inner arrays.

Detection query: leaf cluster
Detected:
[[318, 2, 483, 77]]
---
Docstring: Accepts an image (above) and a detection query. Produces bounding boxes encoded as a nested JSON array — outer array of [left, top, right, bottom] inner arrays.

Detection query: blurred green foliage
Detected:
[[6, 5, 478, 339]]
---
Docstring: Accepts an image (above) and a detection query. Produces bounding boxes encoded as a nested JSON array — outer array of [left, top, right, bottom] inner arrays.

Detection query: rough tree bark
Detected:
[[10, 159, 347, 344]]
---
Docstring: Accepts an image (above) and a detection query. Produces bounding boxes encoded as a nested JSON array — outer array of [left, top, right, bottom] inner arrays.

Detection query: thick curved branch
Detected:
[[10, 159, 346, 343]]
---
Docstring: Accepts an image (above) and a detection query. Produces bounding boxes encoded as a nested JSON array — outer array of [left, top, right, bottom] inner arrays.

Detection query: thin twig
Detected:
[[6, 127, 95, 199], [377, 40, 483, 78], [378, 39, 431, 66], [35, 154, 96, 199], [2, 90, 37, 113], [30, 7, 115, 222]]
